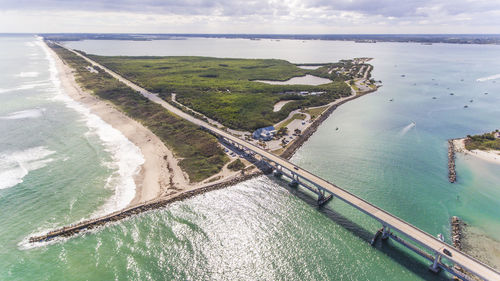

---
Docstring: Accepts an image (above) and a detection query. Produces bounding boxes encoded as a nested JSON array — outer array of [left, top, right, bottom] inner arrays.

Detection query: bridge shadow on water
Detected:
[[266, 174, 452, 281]]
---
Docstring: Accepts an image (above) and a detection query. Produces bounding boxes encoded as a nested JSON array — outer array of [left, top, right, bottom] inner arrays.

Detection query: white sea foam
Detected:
[[0, 146, 55, 190], [37, 38, 144, 214], [476, 73, 500, 82], [16, 71, 39, 78], [0, 108, 45, 120], [0, 82, 51, 94]]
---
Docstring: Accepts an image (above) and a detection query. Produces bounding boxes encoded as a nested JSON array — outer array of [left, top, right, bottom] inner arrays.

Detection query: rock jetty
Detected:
[[451, 216, 464, 250], [29, 171, 262, 243], [281, 88, 378, 160], [448, 140, 457, 183], [450, 216, 470, 279]]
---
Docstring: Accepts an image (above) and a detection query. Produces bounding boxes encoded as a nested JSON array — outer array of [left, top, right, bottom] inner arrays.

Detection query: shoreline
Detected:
[[48, 44, 188, 206], [453, 138, 500, 165], [281, 88, 378, 159], [29, 170, 263, 243], [31, 41, 379, 243]]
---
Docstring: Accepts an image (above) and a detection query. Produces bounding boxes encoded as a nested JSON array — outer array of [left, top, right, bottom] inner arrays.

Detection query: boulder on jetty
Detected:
[[29, 171, 262, 243], [450, 216, 464, 250], [448, 140, 457, 183]]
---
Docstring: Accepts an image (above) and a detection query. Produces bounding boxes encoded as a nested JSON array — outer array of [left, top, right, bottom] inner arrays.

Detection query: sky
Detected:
[[1, 0, 499, 34]]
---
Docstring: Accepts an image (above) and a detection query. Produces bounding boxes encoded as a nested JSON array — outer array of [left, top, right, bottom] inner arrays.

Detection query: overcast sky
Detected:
[[1, 0, 499, 33]]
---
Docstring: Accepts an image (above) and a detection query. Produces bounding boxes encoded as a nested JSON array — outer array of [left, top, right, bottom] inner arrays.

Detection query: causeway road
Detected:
[[59, 43, 500, 281]]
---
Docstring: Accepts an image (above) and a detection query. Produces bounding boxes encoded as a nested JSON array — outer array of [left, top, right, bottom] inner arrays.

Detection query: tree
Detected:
[[277, 127, 288, 137]]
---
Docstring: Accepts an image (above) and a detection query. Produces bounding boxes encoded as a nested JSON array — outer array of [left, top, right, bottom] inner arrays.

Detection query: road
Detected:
[[60, 43, 500, 281]]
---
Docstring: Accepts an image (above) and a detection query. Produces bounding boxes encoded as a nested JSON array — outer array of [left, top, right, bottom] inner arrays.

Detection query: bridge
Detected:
[[50, 42, 500, 281]]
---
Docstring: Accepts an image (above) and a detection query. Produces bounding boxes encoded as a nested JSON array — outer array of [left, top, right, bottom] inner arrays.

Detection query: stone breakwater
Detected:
[[451, 216, 464, 250], [448, 140, 457, 183], [30, 84, 379, 244], [29, 171, 262, 243], [450, 216, 469, 278], [281, 89, 378, 160]]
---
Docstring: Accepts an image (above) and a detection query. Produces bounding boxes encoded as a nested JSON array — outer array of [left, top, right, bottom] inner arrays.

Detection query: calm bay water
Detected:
[[1, 36, 499, 280]]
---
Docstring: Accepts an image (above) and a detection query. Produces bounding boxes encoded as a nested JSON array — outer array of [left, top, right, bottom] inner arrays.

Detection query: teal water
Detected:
[[1, 36, 499, 280]]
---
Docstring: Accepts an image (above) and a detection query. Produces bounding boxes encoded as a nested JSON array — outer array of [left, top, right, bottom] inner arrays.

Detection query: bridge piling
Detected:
[[317, 192, 333, 206], [381, 225, 390, 240], [429, 252, 443, 273], [49, 44, 500, 281], [371, 228, 384, 246], [273, 169, 283, 178], [288, 179, 299, 188]]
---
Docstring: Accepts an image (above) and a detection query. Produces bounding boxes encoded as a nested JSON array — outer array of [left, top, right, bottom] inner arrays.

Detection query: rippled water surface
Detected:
[[1, 36, 499, 280]]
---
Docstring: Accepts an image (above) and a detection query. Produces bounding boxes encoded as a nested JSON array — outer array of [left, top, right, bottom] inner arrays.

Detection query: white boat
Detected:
[[437, 233, 444, 242]]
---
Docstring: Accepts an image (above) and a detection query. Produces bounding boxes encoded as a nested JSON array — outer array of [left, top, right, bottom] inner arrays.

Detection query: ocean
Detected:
[[0, 35, 499, 280]]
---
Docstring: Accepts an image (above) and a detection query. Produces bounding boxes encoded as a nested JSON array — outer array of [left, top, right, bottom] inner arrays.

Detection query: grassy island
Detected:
[[85, 55, 367, 131], [50, 44, 228, 182], [465, 130, 500, 151]]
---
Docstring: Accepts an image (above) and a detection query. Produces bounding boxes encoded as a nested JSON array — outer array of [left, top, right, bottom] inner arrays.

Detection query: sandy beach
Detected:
[[453, 138, 500, 165], [48, 46, 191, 206]]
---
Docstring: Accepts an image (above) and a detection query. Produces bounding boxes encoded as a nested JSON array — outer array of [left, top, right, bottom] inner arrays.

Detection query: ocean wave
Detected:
[[16, 71, 39, 78], [0, 82, 51, 94], [0, 108, 45, 120], [476, 74, 500, 82], [37, 38, 144, 215], [0, 146, 55, 190]]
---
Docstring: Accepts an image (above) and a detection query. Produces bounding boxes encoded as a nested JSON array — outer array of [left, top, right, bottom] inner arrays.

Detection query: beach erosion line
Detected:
[[37, 37, 145, 216]]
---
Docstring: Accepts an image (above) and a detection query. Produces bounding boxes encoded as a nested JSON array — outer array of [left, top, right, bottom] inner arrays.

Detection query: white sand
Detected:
[[273, 100, 293, 112], [49, 46, 191, 206], [453, 138, 500, 165]]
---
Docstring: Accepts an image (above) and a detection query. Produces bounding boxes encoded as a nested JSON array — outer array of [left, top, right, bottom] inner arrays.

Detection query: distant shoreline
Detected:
[[29, 40, 378, 243], [40, 33, 500, 45]]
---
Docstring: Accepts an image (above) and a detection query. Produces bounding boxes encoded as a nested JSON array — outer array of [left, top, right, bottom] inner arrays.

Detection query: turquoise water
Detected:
[[1, 36, 499, 280]]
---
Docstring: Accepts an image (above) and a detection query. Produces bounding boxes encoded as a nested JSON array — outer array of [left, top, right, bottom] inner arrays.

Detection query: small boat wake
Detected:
[[399, 121, 416, 136], [476, 73, 500, 82]]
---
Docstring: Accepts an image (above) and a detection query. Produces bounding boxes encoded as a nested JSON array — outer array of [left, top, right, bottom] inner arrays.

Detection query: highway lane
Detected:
[[58, 43, 500, 281]]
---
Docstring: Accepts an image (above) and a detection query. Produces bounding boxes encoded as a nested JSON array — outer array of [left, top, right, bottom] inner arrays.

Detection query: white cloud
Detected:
[[0, 0, 499, 33]]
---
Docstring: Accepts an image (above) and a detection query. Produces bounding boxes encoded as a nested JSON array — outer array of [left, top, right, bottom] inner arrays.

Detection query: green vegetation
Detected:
[[302, 106, 329, 120], [50, 43, 228, 182], [465, 130, 500, 151], [276, 113, 306, 130], [86, 54, 356, 131], [227, 159, 246, 171]]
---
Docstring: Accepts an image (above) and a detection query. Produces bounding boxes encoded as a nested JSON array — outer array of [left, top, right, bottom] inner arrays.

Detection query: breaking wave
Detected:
[[16, 72, 39, 78], [0, 146, 55, 190], [0, 108, 45, 120], [37, 37, 145, 215]]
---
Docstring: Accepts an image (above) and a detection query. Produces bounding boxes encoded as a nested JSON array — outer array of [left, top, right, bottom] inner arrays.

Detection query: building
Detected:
[[252, 126, 276, 141]]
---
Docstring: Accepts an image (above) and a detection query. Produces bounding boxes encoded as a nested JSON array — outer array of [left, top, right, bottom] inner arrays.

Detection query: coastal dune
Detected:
[[48, 46, 189, 206]]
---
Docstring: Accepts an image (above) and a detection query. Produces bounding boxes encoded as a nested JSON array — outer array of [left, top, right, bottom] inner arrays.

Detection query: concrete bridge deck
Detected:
[[49, 42, 500, 281]]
